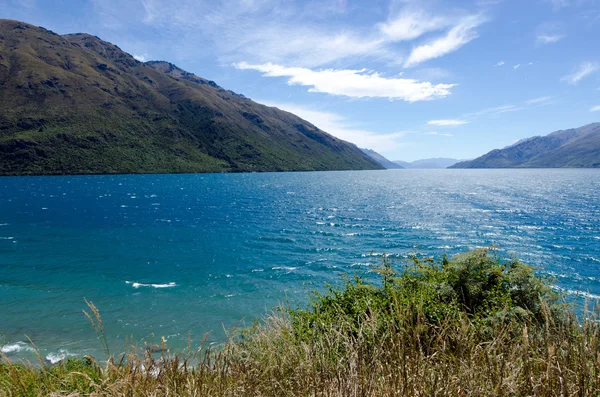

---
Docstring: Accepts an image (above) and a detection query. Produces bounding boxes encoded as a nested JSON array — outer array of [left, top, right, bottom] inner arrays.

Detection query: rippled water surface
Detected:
[[1, 170, 599, 362]]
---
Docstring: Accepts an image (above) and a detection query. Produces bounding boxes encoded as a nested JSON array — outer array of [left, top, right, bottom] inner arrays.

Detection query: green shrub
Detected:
[[290, 248, 561, 344]]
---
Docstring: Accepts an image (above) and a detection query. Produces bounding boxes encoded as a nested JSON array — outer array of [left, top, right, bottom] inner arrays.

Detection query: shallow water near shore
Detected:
[[1, 169, 599, 363]]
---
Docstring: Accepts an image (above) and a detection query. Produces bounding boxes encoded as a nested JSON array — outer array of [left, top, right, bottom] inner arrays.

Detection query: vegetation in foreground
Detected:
[[2, 249, 600, 396]]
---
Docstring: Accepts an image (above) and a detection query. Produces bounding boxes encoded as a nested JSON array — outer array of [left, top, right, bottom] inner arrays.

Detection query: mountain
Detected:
[[393, 158, 463, 169], [360, 149, 404, 169], [0, 20, 382, 175], [451, 123, 600, 168]]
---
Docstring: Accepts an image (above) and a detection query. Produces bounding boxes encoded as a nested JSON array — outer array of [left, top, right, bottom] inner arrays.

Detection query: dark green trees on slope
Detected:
[[0, 20, 382, 175]]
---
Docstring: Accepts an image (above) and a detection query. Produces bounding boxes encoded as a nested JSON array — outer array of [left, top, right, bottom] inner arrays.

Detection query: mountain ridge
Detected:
[[0, 19, 382, 175], [394, 158, 464, 169], [451, 123, 600, 168], [360, 149, 404, 169]]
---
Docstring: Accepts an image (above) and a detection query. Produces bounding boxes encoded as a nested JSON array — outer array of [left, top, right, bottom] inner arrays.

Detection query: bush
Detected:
[[289, 248, 561, 344]]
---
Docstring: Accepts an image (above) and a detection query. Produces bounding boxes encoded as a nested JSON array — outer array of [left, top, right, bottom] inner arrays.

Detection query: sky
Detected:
[[2, 0, 600, 161]]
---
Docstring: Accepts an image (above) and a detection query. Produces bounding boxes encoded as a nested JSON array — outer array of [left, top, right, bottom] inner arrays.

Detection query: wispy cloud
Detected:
[[140, 0, 159, 23], [513, 64, 520, 69], [561, 62, 599, 84], [526, 96, 554, 105], [227, 27, 387, 68], [88, 0, 487, 69], [536, 34, 564, 44], [591, 105, 600, 112], [464, 104, 522, 119], [234, 62, 456, 102], [437, 96, 554, 125], [427, 119, 468, 126], [378, 11, 452, 41], [89, 0, 390, 67], [425, 131, 453, 136], [536, 21, 566, 44], [426, 94, 556, 131], [404, 15, 486, 67], [495, 61, 505, 66], [261, 101, 407, 154]]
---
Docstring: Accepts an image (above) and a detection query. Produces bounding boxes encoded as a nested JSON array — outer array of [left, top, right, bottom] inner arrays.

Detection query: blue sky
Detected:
[[2, 0, 600, 161]]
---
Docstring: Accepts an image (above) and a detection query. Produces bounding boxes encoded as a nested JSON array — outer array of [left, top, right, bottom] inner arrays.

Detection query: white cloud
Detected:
[[425, 131, 453, 136], [140, 0, 159, 23], [133, 53, 148, 62], [536, 34, 564, 44], [378, 11, 451, 41], [435, 96, 555, 127], [464, 104, 522, 119], [496, 61, 505, 66], [441, 97, 553, 125], [225, 27, 388, 68], [234, 62, 456, 102], [526, 96, 554, 105], [591, 105, 600, 112], [561, 62, 599, 84], [487, 105, 521, 114], [88, 0, 488, 69], [404, 15, 486, 68], [535, 21, 566, 44], [513, 64, 520, 69], [260, 101, 407, 153], [427, 119, 468, 126], [90, 0, 390, 68]]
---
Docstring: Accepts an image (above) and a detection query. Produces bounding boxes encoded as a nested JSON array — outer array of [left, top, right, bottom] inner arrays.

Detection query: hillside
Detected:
[[451, 123, 600, 168], [360, 148, 403, 169], [394, 158, 463, 168], [0, 20, 382, 175]]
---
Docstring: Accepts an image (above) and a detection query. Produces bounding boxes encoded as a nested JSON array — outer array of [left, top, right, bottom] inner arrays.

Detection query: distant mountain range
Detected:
[[394, 158, 464, 169], [362, 149, 464, 169], [0, 20, 381, 175], [360, 149, 404, 169], [451, 123, 600, 168]]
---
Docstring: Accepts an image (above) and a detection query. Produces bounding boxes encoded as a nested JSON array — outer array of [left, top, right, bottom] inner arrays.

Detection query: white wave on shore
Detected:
[[45, 349, 75, 364], [553, 286, 600, 300], [1, 341, 34, 354], [125, 281, 177, 289]]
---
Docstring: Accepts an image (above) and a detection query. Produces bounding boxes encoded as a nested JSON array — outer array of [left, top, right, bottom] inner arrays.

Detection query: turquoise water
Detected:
[[1, 169, 599, 363]]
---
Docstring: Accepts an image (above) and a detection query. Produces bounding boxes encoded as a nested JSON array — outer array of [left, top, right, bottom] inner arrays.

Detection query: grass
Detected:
[[2, 249, 600, 396]]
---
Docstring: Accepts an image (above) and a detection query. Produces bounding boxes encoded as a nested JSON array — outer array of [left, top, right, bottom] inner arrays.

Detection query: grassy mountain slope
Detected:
[[0, 20, 382, 175], [360, 148, 404, 169], [451, 123, 600, 168]]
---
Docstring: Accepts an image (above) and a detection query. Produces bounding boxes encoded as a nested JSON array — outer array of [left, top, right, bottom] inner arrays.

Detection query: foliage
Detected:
[[290, 249, 560, 342], [2, 249, 600, 396]]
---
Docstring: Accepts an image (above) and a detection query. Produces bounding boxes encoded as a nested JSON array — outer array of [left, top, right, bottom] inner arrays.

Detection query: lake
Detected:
[[1, 169, 599, 363]]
